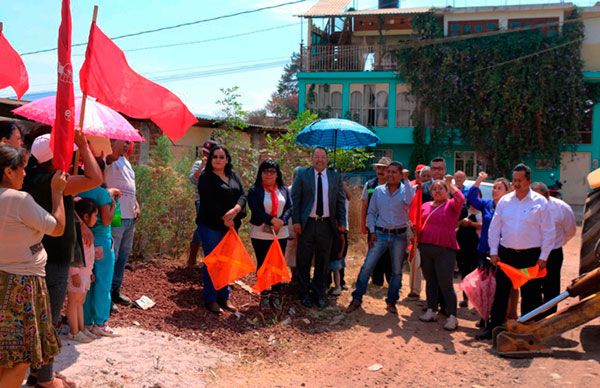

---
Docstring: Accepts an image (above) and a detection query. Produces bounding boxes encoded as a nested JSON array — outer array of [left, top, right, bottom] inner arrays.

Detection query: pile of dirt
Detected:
[[110, 260, 347, 359]]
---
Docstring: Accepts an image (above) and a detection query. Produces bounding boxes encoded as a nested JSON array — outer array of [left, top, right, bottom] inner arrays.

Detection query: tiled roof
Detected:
[[298, 0, 352, 17]]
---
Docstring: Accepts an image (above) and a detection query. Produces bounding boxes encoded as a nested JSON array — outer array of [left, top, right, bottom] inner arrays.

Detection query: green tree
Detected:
[[398, 9, 589, 176]]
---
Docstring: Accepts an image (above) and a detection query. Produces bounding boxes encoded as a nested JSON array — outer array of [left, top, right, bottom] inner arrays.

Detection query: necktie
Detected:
[[316, 172, 324, 217]]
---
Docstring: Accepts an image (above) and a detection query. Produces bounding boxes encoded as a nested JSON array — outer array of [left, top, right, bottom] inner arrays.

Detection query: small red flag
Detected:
[[407, 184, 423, 262], [0, 28, 29, 99], [51, 0, 75, 171], [497, 262, 547, 289], [203, 229, 256, 290], [252, 238, 291, 294], [79, 23, 197, 141]]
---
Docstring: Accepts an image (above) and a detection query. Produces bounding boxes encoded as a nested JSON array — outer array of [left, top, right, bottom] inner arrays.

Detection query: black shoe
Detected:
[[386, 303, 398, 314], [346, 299, 362, 313], [476, 319, 486, 328], [475, 328, 493, 340], [300, 296, 312, 308], [459, 300, 468, 308], [112, 292, 132, 306], [315, 298, 327, 309]]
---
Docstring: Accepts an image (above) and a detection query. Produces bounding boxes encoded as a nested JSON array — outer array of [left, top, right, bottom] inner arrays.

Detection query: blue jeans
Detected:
[[352, 230, 407, 305], [198, 222, 229, 304], [111, 218, 135, 294]]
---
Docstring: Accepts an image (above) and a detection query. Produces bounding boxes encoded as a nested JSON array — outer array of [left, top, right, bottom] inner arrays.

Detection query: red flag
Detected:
[[497, 262, 547, 289], [51, 0, 75, 171], [252, 238, 291, 294], [79, 24, 197, 141], [0, 28, 29, 99], [203, 229, 256, 290], [407, 184, 423, 262]]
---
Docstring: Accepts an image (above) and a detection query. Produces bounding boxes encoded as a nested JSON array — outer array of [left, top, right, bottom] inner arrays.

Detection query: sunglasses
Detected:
[[212, 155, 226, 160], [262, 169, 277, 175]]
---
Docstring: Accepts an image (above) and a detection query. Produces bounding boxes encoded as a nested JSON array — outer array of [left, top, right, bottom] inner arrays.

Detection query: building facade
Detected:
[[297, 1, 600, 205]]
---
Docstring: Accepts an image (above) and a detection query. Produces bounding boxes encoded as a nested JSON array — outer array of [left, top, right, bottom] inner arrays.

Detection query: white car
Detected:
[[464, 179, 494, 201]]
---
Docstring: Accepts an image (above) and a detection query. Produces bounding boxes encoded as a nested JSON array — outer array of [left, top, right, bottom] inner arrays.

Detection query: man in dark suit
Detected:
[[292, 147, 346, 308]]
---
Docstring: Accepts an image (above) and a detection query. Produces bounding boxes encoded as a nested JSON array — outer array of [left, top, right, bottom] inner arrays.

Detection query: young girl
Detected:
[[78, 158, 119, 337], [68, 198, 99, 342]]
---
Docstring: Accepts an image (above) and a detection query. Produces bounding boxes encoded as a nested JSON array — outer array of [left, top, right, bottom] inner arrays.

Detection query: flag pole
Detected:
[[74, 5, 98, 175], [0, 22, 4, 33]]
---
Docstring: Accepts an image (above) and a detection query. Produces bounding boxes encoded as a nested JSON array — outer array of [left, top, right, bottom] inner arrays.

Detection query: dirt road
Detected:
[[213, 228, 600, 387]]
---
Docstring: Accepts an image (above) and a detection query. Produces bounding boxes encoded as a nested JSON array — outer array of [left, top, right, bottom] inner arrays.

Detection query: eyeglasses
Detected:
[[212, 155, 226, 160], [262, 169, 277, 175]]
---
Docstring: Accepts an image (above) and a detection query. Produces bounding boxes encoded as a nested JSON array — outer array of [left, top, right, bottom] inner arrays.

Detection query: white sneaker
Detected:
[[91, 324, 117, 337], [419, 309, 437, 322], [444, 315, 458, 331]]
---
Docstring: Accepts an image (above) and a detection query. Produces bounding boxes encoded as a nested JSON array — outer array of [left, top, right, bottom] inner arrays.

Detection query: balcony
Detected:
[[300, 44, 401, 72]]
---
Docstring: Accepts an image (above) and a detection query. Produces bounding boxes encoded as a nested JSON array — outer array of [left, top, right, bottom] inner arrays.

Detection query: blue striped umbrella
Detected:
[[296, 118, 380, 150]]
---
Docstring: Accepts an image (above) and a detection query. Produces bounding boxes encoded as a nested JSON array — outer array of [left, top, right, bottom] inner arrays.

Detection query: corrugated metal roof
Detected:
[[298, 0, 352, 17], [344, 7, 431, 16]]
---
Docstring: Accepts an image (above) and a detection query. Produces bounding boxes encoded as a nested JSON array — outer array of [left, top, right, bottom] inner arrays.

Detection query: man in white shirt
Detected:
[[480, 164, 555, 340], [531, 182, 577, 317], [105, 140, 140, 310]]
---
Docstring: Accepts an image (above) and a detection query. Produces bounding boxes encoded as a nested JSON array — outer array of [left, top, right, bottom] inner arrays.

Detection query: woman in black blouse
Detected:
[[197, 145, 247, 314]]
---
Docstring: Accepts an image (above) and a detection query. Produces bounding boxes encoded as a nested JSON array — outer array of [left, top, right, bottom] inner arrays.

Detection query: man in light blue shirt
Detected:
[[347, 161, 414, 314]]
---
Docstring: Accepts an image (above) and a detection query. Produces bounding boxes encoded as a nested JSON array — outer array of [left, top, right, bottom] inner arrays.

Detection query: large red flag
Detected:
[[51, 0, 75, 171], [0, 28, 29, 99], [79, 23, 197, 141], [407, 184, 423, 261]]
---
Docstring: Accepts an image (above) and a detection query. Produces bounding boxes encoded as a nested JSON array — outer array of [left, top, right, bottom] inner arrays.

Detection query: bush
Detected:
[[132, 135, 196, 259]]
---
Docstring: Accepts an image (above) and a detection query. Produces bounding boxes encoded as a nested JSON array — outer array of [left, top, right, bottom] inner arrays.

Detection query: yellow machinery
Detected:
[[493, 169, 600, 357]]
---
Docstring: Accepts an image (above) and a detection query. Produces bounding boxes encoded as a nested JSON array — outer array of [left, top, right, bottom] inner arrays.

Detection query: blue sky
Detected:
[[0, 0, 596, 116]]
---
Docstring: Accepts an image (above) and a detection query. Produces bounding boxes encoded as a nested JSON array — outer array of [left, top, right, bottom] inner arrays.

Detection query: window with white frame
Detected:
[[454, 151, 484, 178], [305, 84, 342, 117], [396, 92, 416, 127], [375, 91, 388, 127]]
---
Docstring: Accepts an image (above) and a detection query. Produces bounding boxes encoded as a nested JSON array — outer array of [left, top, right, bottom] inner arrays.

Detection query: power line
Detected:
[[20, 0, 307, 56], [72, 23, 299, 56]]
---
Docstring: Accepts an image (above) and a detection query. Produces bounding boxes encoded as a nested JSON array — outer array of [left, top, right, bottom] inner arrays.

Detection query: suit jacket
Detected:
[[291, 167, 346, 230]]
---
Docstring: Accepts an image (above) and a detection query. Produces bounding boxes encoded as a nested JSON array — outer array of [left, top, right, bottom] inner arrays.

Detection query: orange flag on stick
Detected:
[[497, 262, 547, 289], [252, 237, 291, 294], [203, 229, 256, 290]]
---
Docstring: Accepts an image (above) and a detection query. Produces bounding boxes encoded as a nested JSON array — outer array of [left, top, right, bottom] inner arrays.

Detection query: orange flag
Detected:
[[497, 262, 547, 289], [252, 237, 291, 293], [203, 229, 256, 290]]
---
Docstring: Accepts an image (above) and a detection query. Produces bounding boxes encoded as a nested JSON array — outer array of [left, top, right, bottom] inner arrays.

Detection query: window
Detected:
[[330, 91, 342, 118], [448, 20, 498, 36], [375, 91, 388, 127], [508, 18, 559, 37], [454, 151, 484, 179], [364, 84, 377, 126], [396, 92, 416, 127], [350, 91, 363, 123]]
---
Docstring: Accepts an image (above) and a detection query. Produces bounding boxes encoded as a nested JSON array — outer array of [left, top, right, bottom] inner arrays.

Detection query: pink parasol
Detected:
[[12, 95, 144, 142]]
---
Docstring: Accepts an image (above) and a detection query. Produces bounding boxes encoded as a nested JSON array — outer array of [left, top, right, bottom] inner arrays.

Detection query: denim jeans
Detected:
[[111, 218, 135, 294], [352, 230, 407, 305], [198, 222, 229, 304]]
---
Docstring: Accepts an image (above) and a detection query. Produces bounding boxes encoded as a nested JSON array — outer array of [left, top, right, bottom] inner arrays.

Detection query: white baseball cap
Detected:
[[31, 133, 78, 164]]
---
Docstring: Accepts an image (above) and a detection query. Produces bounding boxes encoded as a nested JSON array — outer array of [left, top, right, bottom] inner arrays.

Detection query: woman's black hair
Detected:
[[0, 121, 19, 141], [254, 158, 284, 188], [0, 144, 28, 183], [74, 198, 98, 220], [204, 145, 233, 176]]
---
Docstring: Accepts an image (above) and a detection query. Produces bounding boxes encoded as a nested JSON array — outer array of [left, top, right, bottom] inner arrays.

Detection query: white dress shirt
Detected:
[[488, 189, 555, 261], [310, 168, 330, 218], [547, 197, 577, 249]]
